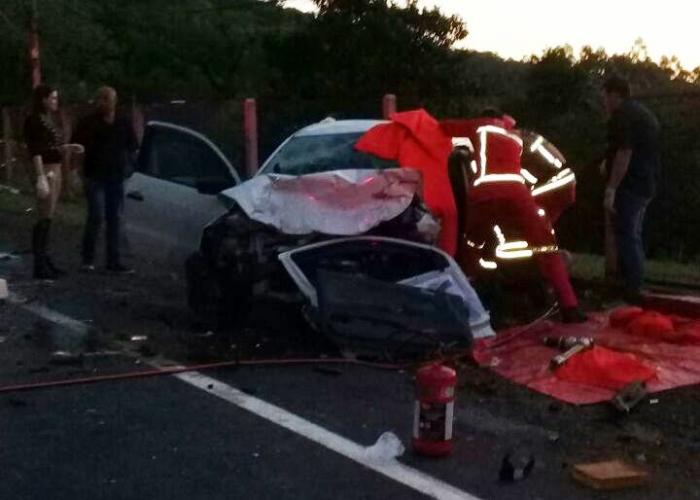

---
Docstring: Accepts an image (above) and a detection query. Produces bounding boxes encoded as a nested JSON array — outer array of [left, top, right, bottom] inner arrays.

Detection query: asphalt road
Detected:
[[0, 290, 681, 500]]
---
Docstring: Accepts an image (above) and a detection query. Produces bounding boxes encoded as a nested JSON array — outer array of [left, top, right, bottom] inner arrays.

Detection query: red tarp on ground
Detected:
[[554, 346, 656, 391], [473, 311, 700, 405]]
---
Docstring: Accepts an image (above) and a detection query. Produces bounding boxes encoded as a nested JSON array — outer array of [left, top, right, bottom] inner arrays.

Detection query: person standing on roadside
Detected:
[[601, 75, 661, 304], [73, 86, 138, 274], [23, 85, 76, 280]]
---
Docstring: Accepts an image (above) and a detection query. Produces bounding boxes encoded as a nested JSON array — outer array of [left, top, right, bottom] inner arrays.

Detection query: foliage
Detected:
[[264, 0, 467, 99]]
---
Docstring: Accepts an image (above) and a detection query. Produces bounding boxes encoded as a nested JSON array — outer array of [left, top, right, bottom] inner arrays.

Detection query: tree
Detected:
[[524, 46, 593, 122], [267, 0, 467, 99]]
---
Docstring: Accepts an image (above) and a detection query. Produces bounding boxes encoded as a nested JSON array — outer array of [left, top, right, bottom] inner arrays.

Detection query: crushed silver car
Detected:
[[185, 168, 440, 326], [126, 117, 494, 351]]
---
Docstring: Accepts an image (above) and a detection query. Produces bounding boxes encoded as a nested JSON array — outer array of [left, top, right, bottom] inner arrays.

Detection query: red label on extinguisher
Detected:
[[413, 401, 454, 441], [417, 385, 455, 401]]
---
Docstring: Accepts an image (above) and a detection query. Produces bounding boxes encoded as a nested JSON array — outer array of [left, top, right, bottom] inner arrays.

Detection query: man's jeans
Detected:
[[82, 178, 125, 266], [614, 189, 652, 292]]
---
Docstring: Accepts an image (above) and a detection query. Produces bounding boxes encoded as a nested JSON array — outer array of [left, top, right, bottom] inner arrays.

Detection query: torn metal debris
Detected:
[[612, 381, 648, 413], [499, 453, 535, 482], [279, 237, 493, 355]]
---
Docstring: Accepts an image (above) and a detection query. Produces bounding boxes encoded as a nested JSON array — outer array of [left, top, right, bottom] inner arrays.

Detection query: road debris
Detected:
[[547, 431, 560, 443], [618, 422, 663, 446], [572, 460, 648, 490], [0, 278, 8, 301], [499, 453, 535, 482], [612, 381, 648, 413], [363, 432, 405, 463], [49, 351, 82, 365], [312, 366, 342, 377]]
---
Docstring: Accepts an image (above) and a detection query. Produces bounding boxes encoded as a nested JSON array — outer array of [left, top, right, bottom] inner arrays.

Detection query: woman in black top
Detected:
[[23, 85, 68, 279]]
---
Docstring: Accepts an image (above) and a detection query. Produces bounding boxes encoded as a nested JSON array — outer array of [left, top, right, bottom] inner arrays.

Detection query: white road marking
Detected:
[[9, 293, 89, 341], [176, 371, 481, 500], [9, 294, 482, 500]]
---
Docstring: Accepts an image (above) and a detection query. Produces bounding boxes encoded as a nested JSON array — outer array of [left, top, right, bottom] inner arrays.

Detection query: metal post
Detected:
[[382, 94, 397, 119], [1, 107, 12, 183], [243, 98, 258, 178], [131, 97, 145, 144]]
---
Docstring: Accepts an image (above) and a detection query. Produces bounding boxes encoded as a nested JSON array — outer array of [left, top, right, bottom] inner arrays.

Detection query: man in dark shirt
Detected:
[[602, 75, 661, 303], [73, 86, 138, 273]]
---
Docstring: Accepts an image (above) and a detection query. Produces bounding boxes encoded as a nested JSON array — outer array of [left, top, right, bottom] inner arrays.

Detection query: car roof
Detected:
[[293, 119, 387, 137]]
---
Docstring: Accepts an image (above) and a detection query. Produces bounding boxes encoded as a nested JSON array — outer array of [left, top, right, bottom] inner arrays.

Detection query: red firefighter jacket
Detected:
[[441, 117, 530, 203]]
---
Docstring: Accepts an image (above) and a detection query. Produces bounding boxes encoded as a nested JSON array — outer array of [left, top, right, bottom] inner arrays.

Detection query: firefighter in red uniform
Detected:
[[446, 111, 586, 323]]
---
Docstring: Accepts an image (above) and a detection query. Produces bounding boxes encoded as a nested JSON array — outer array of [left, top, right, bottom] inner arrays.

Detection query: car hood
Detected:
[[219, 169, 424, 236]]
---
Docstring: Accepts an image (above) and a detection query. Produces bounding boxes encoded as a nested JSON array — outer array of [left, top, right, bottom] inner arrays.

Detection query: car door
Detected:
[[278, 237, 494, 339], [125, 121, 240, 268]]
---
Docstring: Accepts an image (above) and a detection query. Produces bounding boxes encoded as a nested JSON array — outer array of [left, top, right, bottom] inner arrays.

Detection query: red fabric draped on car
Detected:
[[355, 109, 457, 255]]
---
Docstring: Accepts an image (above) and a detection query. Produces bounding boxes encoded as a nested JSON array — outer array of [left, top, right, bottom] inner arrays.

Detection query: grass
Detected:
[[0, 182, 85, 228], [571, 252, 700, 288]]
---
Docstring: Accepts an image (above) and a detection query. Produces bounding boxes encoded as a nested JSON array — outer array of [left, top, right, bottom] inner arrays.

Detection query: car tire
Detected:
[[185, 251, 254, 330]]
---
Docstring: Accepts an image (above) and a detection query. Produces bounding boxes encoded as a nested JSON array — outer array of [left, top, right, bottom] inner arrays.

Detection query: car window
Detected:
[[140, 127, 233, 188], [262, 132, 398, 176]]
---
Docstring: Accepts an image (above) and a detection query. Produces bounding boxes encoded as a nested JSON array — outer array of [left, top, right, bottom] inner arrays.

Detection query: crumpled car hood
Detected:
[[219, 169, 423, 236]]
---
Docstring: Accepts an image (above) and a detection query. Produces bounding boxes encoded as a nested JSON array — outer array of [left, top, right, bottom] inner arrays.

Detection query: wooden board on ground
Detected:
[[572, 460, 648, 490]]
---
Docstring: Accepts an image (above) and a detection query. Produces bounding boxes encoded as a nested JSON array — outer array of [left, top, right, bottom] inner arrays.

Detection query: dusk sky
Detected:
[[285, 0, 700, 69]]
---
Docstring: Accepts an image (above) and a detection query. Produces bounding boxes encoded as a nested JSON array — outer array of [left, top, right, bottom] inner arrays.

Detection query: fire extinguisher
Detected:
[[412, 362, 456, 457]]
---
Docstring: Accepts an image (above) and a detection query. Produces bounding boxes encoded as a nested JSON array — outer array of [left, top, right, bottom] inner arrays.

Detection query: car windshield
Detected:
[[261, 132, 399, 176]]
